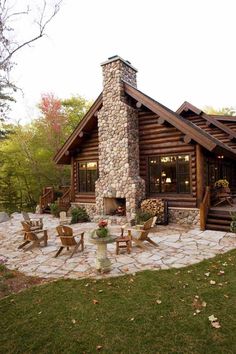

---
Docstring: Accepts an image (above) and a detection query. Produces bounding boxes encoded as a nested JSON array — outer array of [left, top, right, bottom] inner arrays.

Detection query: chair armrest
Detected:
[[73, 232, 84, 237], [135, 224, 144, 230], [126, 228, 143, 236]]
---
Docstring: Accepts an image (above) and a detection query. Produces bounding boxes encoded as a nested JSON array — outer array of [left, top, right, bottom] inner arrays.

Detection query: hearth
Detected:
[[104, 197, 126, 216]]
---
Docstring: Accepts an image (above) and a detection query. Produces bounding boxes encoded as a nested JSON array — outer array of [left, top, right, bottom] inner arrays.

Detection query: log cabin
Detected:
[[53, 56, 236, 230]]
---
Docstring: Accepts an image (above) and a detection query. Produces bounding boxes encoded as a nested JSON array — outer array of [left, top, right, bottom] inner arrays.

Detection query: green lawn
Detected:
[[0, 250, 236, 354]]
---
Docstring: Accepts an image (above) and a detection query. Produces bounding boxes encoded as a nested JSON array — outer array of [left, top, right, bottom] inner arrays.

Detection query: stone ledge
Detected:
[[169, 207, 200, 211]]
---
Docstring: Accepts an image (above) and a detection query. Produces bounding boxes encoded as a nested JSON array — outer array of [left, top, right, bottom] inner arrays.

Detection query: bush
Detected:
[[135, 209, 153, 224], [70, 207, 89, 224], [50, 203, 60, 217]]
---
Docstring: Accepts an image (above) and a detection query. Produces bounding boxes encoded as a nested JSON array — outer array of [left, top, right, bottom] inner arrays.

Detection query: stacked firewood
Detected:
[[141, 198, 167, 224]]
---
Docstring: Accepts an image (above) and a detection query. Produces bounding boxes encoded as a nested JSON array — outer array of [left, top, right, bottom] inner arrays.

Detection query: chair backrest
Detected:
[[22, 211, 30, 221], [21, 221, 32, 232], [137, 217, 157, 240], [56, 225, 76, 246], [21, 221, 38, 241], [143, 217, 155, 230], [59, 211, 67, 221]]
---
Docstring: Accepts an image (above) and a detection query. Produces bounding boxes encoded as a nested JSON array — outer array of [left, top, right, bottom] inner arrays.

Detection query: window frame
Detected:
[[77, 161, 98, 193], [148, 154, 191, 195]]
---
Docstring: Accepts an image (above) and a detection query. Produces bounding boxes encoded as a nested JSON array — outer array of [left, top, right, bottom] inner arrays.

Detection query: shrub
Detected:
[[135, 209, 153, 224], [50, 203, 60, 217], [70, 207, 89, 224]]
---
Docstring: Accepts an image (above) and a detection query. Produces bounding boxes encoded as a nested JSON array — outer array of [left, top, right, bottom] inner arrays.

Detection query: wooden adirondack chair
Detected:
[[124, 217, 158, 249], [55, 225, 84, 258], [59, 211, 71, 225], [22, 211, 43, 230], [19, 221, 48, 251]]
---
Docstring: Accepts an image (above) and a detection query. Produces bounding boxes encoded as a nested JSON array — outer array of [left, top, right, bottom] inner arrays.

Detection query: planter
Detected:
[[89, 234, 116, 273]]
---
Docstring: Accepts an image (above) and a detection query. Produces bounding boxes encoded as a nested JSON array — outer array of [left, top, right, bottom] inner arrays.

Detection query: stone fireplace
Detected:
[[104, 197, 126, 216], [95, 56, 145, 221]]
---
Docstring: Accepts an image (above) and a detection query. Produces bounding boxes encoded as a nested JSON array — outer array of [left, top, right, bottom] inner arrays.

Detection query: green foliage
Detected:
[[95, 227, 108, 238], [50, 203, 59, 217], [0, 250, 236, 353], [135, 209, 153, 224], [61, 95, 92, 132], [70, 207, 89, 224], [0, 94, 91, 213], [230, 212, 236, 233], [204, 106, 236, 116], [0, 264, 7, 272], [3, 272, 15, 280]]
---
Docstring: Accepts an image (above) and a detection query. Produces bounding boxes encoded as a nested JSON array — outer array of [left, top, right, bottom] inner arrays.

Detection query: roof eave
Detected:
[[54, 93, 103, 164]]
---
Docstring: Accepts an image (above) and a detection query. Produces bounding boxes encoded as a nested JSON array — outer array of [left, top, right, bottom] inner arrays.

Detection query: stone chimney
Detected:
[[95, 56, 145, 221]]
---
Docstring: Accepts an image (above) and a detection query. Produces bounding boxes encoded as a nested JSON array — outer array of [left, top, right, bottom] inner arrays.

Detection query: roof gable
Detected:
[[54, 94, 102, 164]]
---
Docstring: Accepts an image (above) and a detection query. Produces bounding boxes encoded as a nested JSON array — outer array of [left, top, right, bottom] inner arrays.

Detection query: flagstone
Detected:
[[37, 265, 59, 274], [0, 213, 236, 279]]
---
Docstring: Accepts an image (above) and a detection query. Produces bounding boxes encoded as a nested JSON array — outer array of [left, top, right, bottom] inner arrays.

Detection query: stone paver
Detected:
[[0, 213, 235, 280]]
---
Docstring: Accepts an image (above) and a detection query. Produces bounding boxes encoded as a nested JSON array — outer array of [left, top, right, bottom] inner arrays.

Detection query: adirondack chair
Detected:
[[22, 211, 43, 230], [59, 211, 71, 225], [55, 225, 84, 258], [19, 221, 48, 251], [123, 216, 158, 249]]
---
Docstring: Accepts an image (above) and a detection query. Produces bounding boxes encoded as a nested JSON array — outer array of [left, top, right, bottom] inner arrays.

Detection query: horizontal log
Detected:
[[140, 146, 195, 155]]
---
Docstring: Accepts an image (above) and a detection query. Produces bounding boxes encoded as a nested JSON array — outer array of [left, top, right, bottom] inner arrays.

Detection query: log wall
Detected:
[[72, 127, 98, 203], [138, 111, 198, 207]]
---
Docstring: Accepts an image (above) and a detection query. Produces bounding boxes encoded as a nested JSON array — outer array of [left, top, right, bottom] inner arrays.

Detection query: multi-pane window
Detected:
[[78, 162, 98, 192], [149, 155, 190, 194]]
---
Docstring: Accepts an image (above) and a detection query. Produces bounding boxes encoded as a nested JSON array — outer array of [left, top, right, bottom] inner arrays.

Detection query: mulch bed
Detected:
[[0, 265, 51, 299]]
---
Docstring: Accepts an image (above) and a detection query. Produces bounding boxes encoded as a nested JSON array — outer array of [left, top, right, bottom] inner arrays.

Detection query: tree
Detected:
[[61, 95, 92, 133], [0, 0, 61, 136], [204, 106, 236, 116], [0, 93, 91, 212]]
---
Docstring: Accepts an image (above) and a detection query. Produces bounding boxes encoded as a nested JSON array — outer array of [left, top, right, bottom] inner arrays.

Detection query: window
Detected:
[[149, 155, 190, 194], [78, 161, 98, 192]]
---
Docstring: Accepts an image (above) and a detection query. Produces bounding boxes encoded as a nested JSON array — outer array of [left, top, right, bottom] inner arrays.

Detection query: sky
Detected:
[[10, 0, 236, 123]]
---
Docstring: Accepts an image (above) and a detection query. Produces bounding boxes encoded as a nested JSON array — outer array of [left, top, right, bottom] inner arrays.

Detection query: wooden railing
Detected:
[[200, 186, 210, 230], [39, 187, 55, 212], [58, 187, 72, 211]]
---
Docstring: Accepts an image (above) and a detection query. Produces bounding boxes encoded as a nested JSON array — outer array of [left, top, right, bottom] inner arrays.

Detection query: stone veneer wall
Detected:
[[168, 208, 200, 226], [95, 57, 145, 221]]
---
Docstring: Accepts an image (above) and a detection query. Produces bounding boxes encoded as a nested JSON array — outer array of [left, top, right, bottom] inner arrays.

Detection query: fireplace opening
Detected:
[[104, 197, 126, 216]]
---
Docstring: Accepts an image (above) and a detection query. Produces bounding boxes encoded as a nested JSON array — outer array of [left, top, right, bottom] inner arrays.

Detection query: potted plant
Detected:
[[214, 179, 229, 189], [90, 219, 115, 273], [91, 219, 109, 238]]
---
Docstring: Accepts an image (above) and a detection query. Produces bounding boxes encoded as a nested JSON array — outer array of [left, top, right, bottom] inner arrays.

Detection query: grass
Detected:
[[0, 250, 236, 354]]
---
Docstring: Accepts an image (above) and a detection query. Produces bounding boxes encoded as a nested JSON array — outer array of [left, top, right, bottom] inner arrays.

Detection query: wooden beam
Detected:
[[196, 144, 204, 207], [70, 157, 75, 202], [78, 131, 90, 138], [124, 82, 217, 152], [183, 135, 192, 144], [202, 112, 236, 140], [157, 117, 165, 125], [136, 101, 142, 108], [53, 93, 102, 164]]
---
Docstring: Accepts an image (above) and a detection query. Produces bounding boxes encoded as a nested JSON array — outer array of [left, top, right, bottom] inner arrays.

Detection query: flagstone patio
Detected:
[[0, 213, 235, 279]]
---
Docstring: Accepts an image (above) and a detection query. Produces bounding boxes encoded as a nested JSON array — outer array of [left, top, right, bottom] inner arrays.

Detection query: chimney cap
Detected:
[[101, 55, 138, 72]]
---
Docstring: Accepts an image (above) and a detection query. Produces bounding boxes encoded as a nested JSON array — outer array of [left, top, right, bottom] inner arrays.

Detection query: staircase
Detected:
[[206, 208, 232, 231], [39, 186, 72, 213]]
